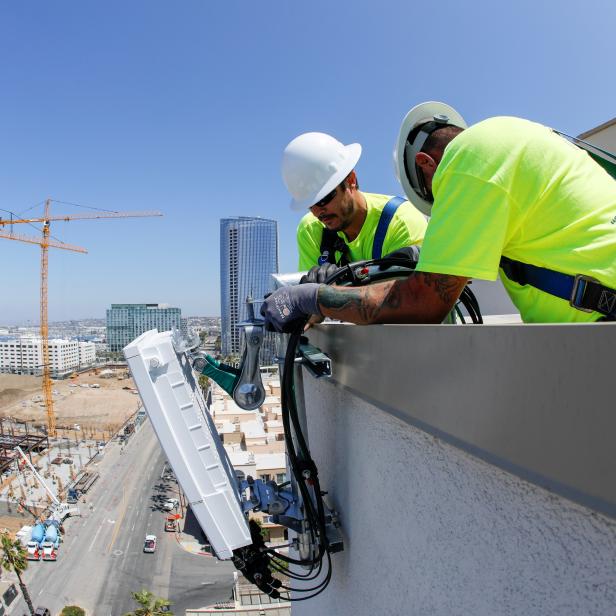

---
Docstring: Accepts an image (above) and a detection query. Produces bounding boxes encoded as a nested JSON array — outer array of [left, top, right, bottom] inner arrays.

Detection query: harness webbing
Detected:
[[500, 256, 616, 318], [372, 196, 405, 259]]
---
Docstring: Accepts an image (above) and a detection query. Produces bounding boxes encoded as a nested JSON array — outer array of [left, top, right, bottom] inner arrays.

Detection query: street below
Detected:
[[11, 420, 235, 615]]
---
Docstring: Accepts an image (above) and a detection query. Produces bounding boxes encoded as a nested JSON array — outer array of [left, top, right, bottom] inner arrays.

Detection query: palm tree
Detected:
[[0, 533, 35, 616], [124, 589, 173, 616]]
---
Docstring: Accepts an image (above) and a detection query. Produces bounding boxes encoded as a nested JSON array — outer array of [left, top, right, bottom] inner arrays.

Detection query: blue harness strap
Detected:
[[372, 196, 405, 259], [500, 256, 616, 318]]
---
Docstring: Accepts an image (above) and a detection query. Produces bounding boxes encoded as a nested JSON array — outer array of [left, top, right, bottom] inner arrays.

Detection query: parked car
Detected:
[[34, 609, 51, 616], [164, 519, 177, 532], [163, 498, 179, 511], [51, 456, 63, 465], [143, 534, 157, 553], [63, 458, 73, 465]]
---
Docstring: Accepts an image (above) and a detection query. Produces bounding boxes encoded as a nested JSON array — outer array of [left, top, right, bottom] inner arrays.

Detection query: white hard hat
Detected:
[[393, 101, 467, 216], [282, 132, 362, 211]]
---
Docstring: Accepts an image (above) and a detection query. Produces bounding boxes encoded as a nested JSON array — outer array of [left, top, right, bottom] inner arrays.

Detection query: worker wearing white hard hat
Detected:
[[282, 131, 427, 278], [261, 101, 616, 330]]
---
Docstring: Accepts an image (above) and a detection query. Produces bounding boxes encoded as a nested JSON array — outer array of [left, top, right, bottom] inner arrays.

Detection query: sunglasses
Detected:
[[310, 185, 339, 210]]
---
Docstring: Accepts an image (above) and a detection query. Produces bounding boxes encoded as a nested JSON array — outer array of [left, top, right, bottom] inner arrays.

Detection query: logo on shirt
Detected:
[[610, 215, 616, 225]]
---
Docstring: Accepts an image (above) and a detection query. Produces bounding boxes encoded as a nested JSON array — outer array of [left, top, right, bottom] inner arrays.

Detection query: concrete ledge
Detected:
[[307, 321, 616, 518]]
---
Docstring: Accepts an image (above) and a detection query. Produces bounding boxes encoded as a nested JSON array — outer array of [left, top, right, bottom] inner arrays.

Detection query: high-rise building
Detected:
[[106, 304, 182, 352], [220, 217, 278, 363]]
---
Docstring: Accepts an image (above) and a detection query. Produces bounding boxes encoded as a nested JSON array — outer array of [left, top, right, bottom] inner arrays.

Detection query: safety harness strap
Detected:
[[500, 256, 616, 318], [318, 230, 350, 266], [372, 196, 405, 259]]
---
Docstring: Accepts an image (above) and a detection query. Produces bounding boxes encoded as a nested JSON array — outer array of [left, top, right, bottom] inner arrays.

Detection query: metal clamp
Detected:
[[234, 299, 266, 410], [570, 274, 600, 313], [298, 339, 332, 378]]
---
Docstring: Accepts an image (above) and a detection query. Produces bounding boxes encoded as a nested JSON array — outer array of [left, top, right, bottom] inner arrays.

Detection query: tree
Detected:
[[61, 607, 86, 616], [198, 374, 210, 392], [0, 533, 35, 616], [124, 589, 173, 616]]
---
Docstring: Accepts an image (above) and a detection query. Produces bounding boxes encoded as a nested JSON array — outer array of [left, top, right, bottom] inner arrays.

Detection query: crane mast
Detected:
[[40, 199, 56, 436]]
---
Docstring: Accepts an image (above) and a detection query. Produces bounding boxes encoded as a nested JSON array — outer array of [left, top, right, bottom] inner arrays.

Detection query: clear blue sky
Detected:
[[1, 0, 614, 323]]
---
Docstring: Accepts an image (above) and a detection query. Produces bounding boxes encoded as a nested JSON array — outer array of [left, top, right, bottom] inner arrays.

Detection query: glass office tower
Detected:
[[106, 304, 182, 352], [220, 217, 278, 363]]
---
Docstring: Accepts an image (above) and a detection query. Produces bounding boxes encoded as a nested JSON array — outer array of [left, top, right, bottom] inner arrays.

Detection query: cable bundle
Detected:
[[231, 327, 334, 600]]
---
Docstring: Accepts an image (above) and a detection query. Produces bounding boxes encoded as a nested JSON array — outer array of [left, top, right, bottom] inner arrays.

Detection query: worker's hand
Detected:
[[300, 263, 339, 284], [378, 245, 421, 269], [260, 284, 322, 333], [303, 313, 325, 331]]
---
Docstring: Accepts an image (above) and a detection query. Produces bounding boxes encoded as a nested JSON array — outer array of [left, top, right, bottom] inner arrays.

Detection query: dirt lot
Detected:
[[0, 371, 141, 434]]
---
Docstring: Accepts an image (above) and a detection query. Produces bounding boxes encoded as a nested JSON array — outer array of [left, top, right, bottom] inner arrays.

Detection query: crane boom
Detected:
[[0, 210, 162, 226], [16, 446, 60, 506], [0, 230, 87, 252]]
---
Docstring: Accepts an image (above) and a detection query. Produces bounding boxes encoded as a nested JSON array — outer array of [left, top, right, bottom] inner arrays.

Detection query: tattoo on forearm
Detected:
[[418, 273, 460, 305], [317, 272, 465, 325], [318, 286, 378, 322]]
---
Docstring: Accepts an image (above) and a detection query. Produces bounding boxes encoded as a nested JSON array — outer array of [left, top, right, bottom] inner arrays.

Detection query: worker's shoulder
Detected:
[[363, 192, 425, 222], [297, 211, 323, 236], [458, 116, 550, 146]]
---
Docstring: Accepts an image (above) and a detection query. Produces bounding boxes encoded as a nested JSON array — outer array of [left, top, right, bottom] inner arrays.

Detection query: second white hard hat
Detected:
[[282, 132, 362, 211], [393, 101, 467, 216]]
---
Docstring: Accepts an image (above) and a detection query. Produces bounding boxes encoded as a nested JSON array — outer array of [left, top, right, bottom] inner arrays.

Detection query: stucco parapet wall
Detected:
[[306, 321, 616, 518]]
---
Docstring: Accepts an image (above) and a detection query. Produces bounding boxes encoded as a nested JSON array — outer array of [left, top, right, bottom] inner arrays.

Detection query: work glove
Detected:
[[379, 245, 421, 269], [260, 284, 322, 333], [300, 263, 340, 285]]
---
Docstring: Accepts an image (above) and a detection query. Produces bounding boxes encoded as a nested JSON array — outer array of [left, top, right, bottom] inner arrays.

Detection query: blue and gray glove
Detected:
[[260, 284, 322, 333]]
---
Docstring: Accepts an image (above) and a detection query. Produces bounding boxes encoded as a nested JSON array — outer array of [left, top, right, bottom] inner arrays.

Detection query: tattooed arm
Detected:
[[317, 271, 469, 324]]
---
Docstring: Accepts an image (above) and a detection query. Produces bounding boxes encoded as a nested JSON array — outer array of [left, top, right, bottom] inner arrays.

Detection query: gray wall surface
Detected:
[[295, 375, 616, 616], [291, 322, 616, 615]]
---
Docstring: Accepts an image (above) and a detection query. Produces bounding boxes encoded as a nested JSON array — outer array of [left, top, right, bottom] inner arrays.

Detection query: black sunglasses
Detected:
[[310, 184, 339, 210]]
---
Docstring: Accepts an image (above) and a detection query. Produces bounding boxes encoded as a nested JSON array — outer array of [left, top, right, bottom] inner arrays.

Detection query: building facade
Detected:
[[220, 217, 278, 363], [106, 304, 182, 352], [0, 338, 96, 377], [578, 116, 616, 152]]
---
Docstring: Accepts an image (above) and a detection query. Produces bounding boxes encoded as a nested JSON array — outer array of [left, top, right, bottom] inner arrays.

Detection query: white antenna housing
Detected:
[[124, 329, 251, 559]]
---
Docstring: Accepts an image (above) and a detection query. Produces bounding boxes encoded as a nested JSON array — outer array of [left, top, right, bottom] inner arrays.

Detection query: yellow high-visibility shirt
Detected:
[[417, 116, 616, 322], [297, 192, 427, 271]]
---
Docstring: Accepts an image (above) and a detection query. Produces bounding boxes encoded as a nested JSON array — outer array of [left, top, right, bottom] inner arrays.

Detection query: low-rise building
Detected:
[[0, 337, 96, 378]]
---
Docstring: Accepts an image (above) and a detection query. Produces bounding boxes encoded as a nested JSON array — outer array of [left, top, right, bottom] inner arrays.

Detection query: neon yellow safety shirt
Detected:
[[417, 116, 616, 322], [297, 192, 427, 271]]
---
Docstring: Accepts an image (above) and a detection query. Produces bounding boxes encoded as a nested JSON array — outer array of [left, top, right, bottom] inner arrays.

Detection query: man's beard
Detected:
[[326, 197, 355, 234]]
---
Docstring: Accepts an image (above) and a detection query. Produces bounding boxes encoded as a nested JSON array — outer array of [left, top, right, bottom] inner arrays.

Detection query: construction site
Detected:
[[0, 201, 160, 532], [0, 368, 141, 534]]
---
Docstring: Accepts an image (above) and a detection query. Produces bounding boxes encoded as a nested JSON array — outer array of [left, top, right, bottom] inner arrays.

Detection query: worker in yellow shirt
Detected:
[[262, 102, 616, 331], [282, 131, 427, 282]]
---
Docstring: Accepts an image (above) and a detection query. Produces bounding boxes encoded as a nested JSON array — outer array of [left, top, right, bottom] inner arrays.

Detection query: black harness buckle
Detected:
[[570, 274, 600, 313]]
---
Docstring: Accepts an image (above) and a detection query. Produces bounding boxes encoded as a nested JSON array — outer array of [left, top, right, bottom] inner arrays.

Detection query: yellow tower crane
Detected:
[[0, 198, 162, 437]]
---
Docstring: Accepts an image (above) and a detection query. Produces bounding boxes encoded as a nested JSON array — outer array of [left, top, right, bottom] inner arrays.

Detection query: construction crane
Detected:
[[0, 198, 162, 437]]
